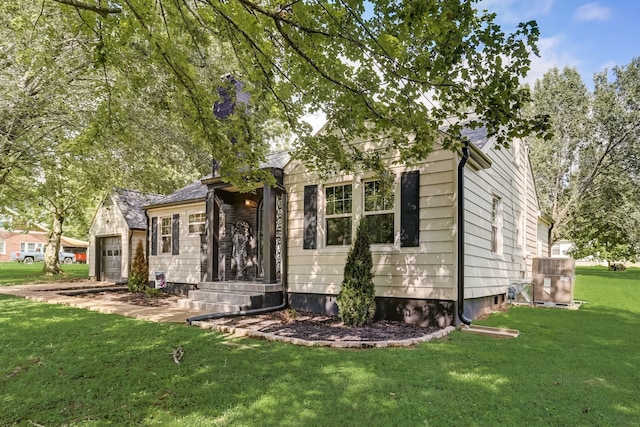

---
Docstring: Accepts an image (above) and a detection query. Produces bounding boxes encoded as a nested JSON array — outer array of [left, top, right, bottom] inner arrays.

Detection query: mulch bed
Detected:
[[71, 290, 442, 342], [202, 311, 441, 342]]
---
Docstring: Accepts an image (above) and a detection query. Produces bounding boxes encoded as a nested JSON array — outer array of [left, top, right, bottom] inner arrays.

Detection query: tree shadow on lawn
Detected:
[[1, 294, 638, 426]]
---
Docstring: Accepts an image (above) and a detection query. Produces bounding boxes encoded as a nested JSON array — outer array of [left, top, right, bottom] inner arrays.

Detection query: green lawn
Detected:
[[0, 266, 638, 426], [0, 262, 89, 286]]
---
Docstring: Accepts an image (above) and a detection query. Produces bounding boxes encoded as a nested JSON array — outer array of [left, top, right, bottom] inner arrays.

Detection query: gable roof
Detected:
[[112, 189, 164, 230]]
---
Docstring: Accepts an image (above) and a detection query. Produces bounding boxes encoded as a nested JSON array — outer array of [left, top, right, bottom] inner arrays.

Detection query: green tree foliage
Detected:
[[45, 0, 546, 180], [528, 60, 640, 253], [0, 2, 210, 272], [128, 240, 149, 292], [337, 219, 376, 326]]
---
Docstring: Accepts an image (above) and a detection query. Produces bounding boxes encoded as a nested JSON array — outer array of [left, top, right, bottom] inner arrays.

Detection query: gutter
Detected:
[[457, 142, 473, 326]]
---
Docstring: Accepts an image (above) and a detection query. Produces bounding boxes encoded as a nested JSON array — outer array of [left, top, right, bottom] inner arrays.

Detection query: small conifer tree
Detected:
[[128, 239, 148, 292], [337, 218, 376, 326]]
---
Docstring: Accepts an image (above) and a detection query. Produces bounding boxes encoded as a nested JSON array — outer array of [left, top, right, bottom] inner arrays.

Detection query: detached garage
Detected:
[[89, 189, 163, 282]]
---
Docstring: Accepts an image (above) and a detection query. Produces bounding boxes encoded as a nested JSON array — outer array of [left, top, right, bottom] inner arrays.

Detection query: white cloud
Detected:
[[523, 35, 581, 86], [573, 3, 612, 22]]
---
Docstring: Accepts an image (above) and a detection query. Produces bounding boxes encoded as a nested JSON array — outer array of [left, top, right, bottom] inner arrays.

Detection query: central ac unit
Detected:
[[532, 258, 576, 304]]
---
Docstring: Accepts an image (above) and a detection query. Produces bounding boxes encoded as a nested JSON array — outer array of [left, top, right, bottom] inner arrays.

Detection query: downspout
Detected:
[[187, 181, 290, 325], [547, 222, 554, 257], [128, 230, 133, 279], [144, 211, 151, 285], [457, 142, 473, 326]]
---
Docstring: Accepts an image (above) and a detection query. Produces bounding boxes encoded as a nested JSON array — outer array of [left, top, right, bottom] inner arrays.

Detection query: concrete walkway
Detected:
[[0, 281, 209, 323]]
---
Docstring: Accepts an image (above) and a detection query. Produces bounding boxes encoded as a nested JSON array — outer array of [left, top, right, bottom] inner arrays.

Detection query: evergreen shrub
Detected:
[[337, 218, 376, 326], [128, 240, 148, 292]]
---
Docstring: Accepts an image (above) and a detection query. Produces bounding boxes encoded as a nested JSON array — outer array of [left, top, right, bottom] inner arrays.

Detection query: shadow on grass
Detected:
[[1, 279, 639, 426]]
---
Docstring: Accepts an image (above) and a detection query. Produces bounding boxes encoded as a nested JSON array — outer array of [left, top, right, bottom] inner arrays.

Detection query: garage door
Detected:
[[101, 237, 122, 281]]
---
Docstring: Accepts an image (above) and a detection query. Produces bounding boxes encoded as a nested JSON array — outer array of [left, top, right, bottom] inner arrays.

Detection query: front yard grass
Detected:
[[0, 262, 89, 286], [0, 266, 638, 426]]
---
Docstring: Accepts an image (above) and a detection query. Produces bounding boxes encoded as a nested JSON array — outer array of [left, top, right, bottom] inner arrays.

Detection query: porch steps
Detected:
[[178, 281, 284, 314]]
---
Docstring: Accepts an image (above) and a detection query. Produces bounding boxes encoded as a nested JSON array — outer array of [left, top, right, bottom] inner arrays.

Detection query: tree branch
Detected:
[[50, 0, 122, 16]]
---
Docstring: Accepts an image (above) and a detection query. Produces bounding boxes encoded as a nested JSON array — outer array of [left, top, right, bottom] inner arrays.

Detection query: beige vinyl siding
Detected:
[[147, 202, 205, 285], [89, 196, 129, 279], [461, 138, 542, 299], [524, 152, 549, 262], [285, 141, 457, 301]]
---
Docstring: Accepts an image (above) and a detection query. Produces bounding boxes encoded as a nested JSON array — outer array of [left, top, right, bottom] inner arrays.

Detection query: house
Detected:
[[88, 189, 164, 281], [284, 128, 550, 325], [0, 207, 89, 262], [89, 127, 550, 326], [550, 239, 572, 258]]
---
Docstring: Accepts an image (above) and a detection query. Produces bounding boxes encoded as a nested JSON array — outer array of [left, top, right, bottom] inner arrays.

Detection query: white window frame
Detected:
[[325, 183, 353, 246], [0, 240, 5, 255], [515, 209, 524, 249], [160, 217, 172, 254], [363, 179, 395, 244], [188, 212, 206, 235], [491, 195, 503, 255], [21, 242, 44, 253]]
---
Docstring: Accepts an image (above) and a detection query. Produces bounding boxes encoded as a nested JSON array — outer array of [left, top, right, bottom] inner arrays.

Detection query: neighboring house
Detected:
[[89, 129, 550, 325], [0, 208, 89, 262], [88, 189, 164, 281], [550, 240, 572, 258]]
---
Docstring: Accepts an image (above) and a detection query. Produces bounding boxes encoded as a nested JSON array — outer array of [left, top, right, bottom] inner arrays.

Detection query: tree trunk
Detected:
[[42, 213, 64, 275]]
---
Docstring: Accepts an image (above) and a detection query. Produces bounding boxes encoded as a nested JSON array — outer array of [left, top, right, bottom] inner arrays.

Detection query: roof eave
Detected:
[[143, 197, 207, 211]]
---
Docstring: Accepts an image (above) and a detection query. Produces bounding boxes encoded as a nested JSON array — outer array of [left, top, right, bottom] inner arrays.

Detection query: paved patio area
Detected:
[[0, 281, 209, 323]]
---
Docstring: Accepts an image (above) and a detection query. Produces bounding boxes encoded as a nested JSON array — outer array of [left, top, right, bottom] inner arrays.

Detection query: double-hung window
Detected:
[[325, 184, 352, 245], [491, 196, 503, 255], [364, 180, 395, 244], [0, 240, 5, 255], [161, 217, 172, 253], [188, 213, 206, 234]]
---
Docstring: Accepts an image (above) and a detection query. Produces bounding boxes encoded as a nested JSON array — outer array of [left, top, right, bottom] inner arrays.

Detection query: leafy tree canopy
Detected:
[[45, 0, 547, 180], [528, 59, 640, 257]]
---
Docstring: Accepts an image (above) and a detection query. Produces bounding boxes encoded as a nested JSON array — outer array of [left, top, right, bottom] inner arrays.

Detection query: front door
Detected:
[[101, 237, 122, 281]]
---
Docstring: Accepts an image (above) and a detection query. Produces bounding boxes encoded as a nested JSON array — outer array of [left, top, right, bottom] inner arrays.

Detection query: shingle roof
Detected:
[[145, 152, 291, 209], [440, 121, 490, 149], [151, 180, 208, 207], [459, 126, 490, 149], [261, 151, 290, 169], [113, 189, 164, 230]]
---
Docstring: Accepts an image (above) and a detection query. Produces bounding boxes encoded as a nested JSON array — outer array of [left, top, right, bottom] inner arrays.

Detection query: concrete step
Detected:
[[198, 281, 283, 293], [177, 298, 249, 313], [188, 289, 259, 305]]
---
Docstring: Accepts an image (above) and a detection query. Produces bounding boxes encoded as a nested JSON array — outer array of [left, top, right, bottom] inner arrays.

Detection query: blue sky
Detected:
[[480, 0, 640, 87]]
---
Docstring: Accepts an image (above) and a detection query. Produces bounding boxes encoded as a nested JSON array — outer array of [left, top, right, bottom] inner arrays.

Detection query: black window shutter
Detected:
[[303, 185, 318, 249], [151, 217, 158, 256], [401, 171, 420, 247], [172, 214, 180, 255]]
